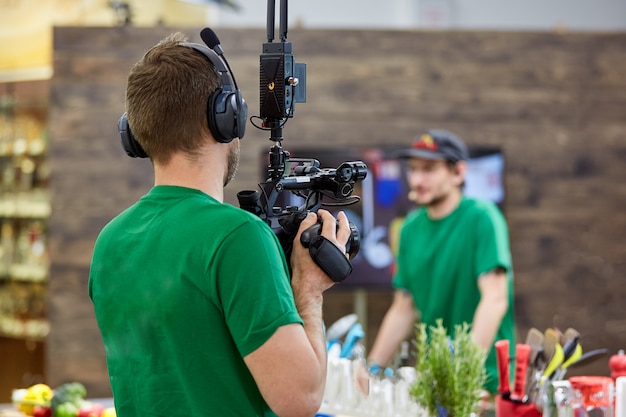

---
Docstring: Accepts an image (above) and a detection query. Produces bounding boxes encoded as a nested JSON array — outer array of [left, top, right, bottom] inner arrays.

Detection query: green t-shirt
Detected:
[[393, 197, 516, 394], [89, 186, 303, 417]]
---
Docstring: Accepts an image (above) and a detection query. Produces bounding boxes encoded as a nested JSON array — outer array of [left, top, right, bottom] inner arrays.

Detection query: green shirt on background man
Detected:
[[393, 196, 516, 394]]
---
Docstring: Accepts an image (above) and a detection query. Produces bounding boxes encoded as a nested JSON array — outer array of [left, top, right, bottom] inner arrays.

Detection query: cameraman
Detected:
[[88, 32, 350, 417]]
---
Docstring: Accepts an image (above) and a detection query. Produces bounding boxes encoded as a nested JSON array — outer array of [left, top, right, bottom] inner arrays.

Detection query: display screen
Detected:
[[259, 146, 505, 288]]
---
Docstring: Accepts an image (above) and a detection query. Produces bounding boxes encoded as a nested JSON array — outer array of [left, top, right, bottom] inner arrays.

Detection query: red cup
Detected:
[[568, 376, 613, 408]]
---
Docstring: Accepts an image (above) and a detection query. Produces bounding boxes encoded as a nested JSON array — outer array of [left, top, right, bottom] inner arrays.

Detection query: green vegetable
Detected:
[[51, 383, 87, 417], [53, 402, 80, 417], [410, 319, 486, 417]]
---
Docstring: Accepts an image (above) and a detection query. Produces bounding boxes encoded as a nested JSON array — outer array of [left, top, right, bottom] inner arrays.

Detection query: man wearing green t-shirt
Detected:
[[89, 31, 352, 417], [367, 130, 516, 401]]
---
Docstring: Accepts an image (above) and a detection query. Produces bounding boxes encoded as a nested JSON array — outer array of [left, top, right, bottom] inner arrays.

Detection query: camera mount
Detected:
[[238, 0, 368, 283]]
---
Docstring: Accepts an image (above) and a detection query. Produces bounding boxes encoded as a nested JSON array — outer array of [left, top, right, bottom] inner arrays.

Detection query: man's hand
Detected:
[[291, 210, 350, 290]]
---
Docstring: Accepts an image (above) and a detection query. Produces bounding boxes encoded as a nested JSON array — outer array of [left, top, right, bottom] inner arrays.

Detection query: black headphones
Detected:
[[119, 37, 248, 158]]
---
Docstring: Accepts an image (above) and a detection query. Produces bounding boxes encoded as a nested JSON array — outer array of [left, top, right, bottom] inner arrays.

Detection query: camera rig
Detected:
[[237, 0, 368, 282]]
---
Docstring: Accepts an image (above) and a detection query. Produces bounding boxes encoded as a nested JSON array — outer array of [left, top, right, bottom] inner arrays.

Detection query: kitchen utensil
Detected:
[[534, 328, 563, 410], [339, 322, 364, 358], [512, 343, 532, 402], [524, 327, 545, 403], [558, 327, 578, 345], [562, 341, 582, 368], [549, 328, 581, 381], [542, 342, 564, 383], [563, 327, 578, 339], [560, 328, 580, 362], [326, 313, 358, 342], [525, 327, 545, 367], [568, 348, 609, 369], [543, 328, 559, 368], [554, 342, 583, 380], [496, 339, 511, 397]]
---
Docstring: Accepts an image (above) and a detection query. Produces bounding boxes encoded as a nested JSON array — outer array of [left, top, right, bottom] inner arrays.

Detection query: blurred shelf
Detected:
[[0, 317, 49, 341]]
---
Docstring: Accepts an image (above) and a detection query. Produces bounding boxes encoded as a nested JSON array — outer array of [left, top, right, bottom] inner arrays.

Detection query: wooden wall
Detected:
[[48, 26, 626, 396]]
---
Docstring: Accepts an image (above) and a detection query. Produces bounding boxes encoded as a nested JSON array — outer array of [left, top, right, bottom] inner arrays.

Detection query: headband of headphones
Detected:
[[180, 41, 233, 94]]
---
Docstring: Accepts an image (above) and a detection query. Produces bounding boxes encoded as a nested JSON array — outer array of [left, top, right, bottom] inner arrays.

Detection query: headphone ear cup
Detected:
[[119, 112, 148, 158], [207, 89, 248, 144], [235, 91, 248, 139], [206, 89, 231, 144]]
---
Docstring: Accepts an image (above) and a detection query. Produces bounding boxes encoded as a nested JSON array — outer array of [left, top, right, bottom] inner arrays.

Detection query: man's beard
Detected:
[[425, 193, 447, 209], [410, 189, 448, 209], [224, 139, 240, 187]]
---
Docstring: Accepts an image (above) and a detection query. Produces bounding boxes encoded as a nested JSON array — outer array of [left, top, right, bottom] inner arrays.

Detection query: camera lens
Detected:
[[336, 161, 367, 183], [237, 190, 263, 215]]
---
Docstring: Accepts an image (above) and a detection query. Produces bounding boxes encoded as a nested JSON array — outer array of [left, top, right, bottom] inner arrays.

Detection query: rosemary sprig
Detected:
[[410, 319, 486, 417]]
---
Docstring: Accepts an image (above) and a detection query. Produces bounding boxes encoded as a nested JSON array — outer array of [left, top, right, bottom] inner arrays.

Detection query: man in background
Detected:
[[89, 31, 351, 417], [367, 129, 516, 403]]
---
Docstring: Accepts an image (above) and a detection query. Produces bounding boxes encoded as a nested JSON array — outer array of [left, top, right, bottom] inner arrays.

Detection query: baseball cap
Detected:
[[394, 129, 469, 162]]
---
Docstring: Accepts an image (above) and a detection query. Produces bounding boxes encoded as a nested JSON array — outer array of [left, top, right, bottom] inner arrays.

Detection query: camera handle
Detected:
[[301, 232, 353, 283]]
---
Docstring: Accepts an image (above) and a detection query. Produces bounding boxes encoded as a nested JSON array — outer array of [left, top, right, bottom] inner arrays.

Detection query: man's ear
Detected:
[[453, 160, 468, 186]]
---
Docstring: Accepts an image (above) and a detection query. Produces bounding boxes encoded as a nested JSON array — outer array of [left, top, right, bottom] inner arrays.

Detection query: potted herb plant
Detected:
[[410, 319, 487, 417]]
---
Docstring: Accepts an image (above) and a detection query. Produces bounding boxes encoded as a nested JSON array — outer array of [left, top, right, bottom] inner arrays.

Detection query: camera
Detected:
[[237, 157, 367, 260], [238, 0, 368, 282]]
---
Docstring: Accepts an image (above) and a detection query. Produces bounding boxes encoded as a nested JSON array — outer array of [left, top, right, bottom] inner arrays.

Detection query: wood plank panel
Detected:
[[48, 27, 626, 396]]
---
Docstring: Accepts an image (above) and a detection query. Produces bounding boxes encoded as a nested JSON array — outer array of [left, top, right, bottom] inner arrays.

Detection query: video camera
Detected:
[[237, 0, 368, 282]]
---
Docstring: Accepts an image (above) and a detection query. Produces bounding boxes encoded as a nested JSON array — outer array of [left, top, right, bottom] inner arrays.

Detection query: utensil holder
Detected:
[[496, 395, 542, 417]]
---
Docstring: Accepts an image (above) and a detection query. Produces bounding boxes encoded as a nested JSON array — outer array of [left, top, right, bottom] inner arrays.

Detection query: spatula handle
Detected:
[[512, 343, 531, 402], [495, 340, 511, 396]]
